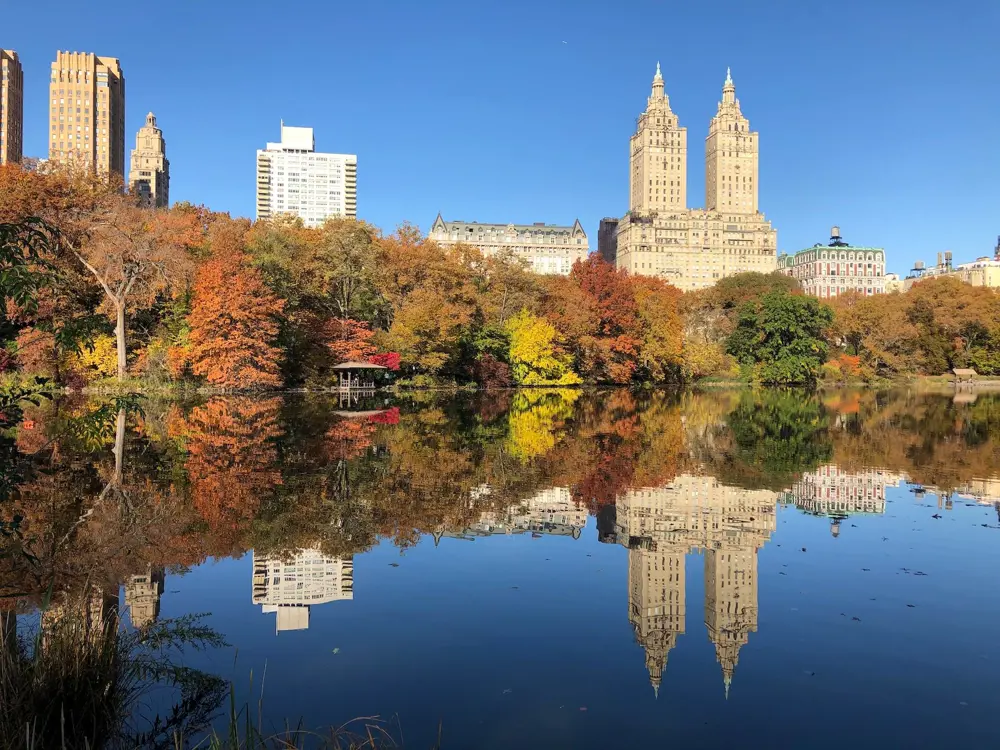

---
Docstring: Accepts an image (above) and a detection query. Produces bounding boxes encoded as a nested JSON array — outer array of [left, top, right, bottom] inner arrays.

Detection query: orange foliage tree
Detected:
[[185, 224, 286, 389], [169, 397, 283, 551]]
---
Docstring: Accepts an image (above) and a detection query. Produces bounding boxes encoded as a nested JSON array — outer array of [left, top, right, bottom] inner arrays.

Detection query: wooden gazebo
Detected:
[[332, 361, 387, 391], [953, 368, 978, 386]]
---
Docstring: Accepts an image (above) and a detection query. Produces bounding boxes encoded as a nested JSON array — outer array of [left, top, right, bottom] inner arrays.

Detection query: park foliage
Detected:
[[1, 163, 999, 389]]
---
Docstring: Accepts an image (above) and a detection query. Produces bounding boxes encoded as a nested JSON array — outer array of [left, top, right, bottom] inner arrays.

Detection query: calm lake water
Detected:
[[4, 388, 1000, 748]]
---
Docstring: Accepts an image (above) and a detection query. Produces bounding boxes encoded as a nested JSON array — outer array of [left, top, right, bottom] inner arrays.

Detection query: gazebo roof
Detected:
[[332, 361, 388, 370]]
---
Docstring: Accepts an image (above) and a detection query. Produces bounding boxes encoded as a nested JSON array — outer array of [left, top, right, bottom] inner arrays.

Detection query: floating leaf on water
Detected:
[[332, 648, 340, 654]]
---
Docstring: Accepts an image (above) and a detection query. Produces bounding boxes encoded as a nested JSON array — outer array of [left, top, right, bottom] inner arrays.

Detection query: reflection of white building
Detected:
[[252, 550, 354, 634], [785, 465, 900, 536], [437, 487, 588, 542]]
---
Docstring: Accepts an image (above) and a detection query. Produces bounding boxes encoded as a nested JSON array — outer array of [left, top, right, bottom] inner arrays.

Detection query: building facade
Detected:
[[598, 217, 619, 264], [128, 112, 169, 207], [778, 227, 886, 298], [0, 50, 23, 165], [256, 123, 357, 228], [252, 549, 354, 633], [48, 52, 125, 177], [615, 66, 777, 291], [428, 214, 589, 276]]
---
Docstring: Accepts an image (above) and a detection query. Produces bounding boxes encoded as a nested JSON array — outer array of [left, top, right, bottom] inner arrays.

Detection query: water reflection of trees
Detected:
[[2, 388, 1000, 613]]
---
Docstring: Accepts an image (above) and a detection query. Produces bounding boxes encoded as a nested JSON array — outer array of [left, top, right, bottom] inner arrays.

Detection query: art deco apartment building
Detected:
[[615, 66, 777, 290], [778, 227, 886, 298], [48, 51, 125, 177], [256, 123, 357, 228], [128, 112, 169, 207], [0, 50, 23, 164], [428, 215, 589, 276]]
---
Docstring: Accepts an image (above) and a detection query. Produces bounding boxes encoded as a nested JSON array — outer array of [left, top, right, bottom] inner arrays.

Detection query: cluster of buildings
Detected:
[[1, 48, 359, 223], [1, 49, 169, 205], [4, 49, 997, 292]]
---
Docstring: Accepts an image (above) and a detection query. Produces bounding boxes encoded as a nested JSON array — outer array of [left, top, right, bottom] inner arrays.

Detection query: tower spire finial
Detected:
[[655, 61, 662, 80], [725, 66, 732, 85]]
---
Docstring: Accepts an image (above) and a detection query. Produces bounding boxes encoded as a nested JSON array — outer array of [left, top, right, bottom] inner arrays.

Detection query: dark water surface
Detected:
[[3, 389, 1000, 748]]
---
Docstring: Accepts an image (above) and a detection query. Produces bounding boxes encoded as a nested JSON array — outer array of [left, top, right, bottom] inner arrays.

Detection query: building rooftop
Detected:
[[431, 213, 586, 237]]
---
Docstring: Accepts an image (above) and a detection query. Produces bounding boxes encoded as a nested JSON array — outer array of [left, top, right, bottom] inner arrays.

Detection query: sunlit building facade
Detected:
[[256, 123, 357, 227], [128, 112, 169, 207], [778, 227, 887, 298], [0, 50, 23, 165], [48, 51, 125, 177], [615, 66, 777, 290]]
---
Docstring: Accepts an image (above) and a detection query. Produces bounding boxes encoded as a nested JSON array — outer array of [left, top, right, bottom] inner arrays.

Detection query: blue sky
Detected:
[[7, 0, 999, 274]]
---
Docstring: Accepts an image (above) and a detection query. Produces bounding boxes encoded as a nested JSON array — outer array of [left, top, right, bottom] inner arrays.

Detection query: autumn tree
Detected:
[[66, 199, 201, 379], [505, 309, 581, 386], [185, 223, 285, 389], [569, 257, 643, 383], [631, 275, 684, 382]]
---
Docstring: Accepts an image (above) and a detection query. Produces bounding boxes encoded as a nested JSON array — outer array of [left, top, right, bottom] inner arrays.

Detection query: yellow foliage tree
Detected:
[[505, 389, 580, 461], [71, 335, 119, 381], [505, 309, 582, 386]]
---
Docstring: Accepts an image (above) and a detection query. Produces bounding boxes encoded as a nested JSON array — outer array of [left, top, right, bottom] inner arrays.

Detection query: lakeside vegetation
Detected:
[[1, 164, 999, 391]]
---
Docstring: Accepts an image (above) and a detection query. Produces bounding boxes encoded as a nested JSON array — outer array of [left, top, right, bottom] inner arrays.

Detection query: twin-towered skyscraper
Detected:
[[614, 65, 778, 290]]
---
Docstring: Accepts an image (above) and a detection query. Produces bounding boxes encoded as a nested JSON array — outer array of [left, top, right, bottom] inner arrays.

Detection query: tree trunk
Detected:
[[113, 408, 126, 485], [115, 303, 127, 380]]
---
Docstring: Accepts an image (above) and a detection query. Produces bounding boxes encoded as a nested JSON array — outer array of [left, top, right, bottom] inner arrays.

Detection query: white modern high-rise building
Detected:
[[255, 123, 357, 228]]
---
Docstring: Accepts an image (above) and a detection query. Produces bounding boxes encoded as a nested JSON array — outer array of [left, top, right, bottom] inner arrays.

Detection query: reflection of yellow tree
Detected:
[[505, 389, 579, 462]]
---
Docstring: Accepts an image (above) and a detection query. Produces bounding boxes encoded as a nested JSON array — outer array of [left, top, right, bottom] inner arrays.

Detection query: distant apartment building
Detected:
[[256, 123, 357, 228], [428, 214, 589, 275], [252, 549, 354, 634], [903, 238, 1000, 291], [778, 227, 886, 299], [49, 51, 125, 177], [598, 217, 619, 265], [0, 50, 23, 164], [128, 112, 169, 207]]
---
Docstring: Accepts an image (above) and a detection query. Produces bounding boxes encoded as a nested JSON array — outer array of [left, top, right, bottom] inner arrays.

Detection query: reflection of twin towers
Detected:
[[605, 467, 897, 697], [601, 476, 778, 698]]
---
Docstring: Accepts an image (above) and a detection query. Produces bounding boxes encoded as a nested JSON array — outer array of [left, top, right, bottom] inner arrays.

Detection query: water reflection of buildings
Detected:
[[600, 475, 778, 697], [252, 549, 354, 634], [917, 477, 1000, 519], [435, 487, 588, 542], [783, 465, 899, 536], [124, 565, 165, 628]]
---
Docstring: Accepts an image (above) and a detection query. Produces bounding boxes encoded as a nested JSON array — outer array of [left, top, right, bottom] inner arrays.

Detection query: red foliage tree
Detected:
[[368, 351, 401, 371], [568, 257, 643, 383]]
